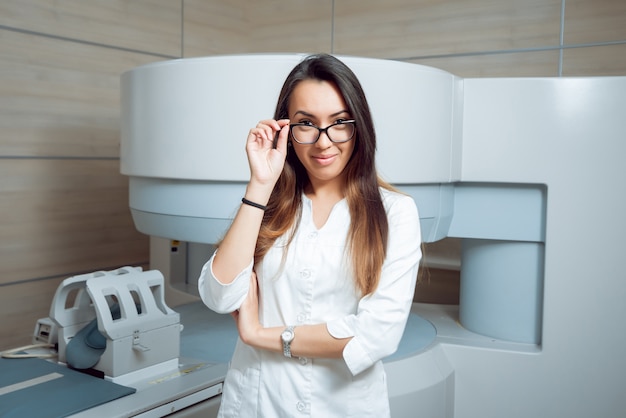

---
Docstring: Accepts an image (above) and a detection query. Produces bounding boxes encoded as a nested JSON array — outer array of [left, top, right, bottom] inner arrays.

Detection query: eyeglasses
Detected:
[[289, 120, 356, 144]]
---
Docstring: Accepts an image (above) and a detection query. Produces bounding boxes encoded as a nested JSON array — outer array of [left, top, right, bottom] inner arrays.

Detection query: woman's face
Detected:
[[288, 79, 355, 190]]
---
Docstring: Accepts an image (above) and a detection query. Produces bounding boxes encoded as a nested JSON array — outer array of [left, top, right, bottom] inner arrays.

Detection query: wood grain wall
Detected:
[[0, 0, 180, 351], [1, 0, 624, 351]]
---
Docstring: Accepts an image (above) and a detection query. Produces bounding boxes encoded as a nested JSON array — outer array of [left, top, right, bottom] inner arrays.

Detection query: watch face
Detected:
[[282, 329, 294, 342]]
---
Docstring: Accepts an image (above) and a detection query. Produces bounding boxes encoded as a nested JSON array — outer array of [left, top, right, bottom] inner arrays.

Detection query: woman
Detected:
[[198, 53, 422, 417]]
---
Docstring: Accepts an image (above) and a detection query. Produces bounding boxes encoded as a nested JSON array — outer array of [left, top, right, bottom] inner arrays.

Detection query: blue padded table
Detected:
[[0, 357, 135, 418]]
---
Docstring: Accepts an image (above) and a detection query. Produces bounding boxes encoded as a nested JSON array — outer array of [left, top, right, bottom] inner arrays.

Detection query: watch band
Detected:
[[281, 326, 295, 358]]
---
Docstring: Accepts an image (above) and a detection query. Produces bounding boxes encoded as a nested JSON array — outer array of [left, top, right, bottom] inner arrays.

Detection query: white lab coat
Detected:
[[198, 188, 422, 418]]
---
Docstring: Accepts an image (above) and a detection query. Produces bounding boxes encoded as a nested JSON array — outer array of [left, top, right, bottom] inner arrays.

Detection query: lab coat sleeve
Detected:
[[197, 250, 254, 314], [326, 194, 422, 376]]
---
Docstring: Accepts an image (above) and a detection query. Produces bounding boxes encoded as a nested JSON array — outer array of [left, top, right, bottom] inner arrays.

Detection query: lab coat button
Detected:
[[297, 313, 306, 323], [308, 231, 318, 240], [299, 357, 308, 365], [300, 269, 311, 278], [296, 401, 306, 412]]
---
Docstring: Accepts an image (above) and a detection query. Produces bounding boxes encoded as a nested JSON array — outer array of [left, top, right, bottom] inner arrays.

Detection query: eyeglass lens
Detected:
[[291, 122, 355, 144]]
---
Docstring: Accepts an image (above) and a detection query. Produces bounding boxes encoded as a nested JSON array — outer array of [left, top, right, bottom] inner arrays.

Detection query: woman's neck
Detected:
[[305, 178, 346, 229], [305, 177, 345, 203]]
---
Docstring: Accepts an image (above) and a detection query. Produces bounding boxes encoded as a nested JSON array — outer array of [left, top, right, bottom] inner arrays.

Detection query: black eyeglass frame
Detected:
[[289, 120, 357, 144]]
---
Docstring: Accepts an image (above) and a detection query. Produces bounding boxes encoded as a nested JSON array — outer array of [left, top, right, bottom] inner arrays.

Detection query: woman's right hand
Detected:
[[211, 120, 289, 283], [245, 119, 290, 188]]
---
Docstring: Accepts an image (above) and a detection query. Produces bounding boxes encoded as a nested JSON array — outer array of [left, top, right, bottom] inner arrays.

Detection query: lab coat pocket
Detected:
[[219, 366, 260, 418]]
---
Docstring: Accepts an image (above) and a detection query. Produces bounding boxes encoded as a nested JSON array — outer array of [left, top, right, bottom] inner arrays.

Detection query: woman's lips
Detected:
[[312, 154, 337, 166]]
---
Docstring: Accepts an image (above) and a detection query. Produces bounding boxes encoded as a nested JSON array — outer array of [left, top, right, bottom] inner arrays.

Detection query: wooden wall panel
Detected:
[[184, 0, 333, 57], [0, 30, 163, 158], [183, 0, 247, 57], [0, 159, 148, 285], [562, 44, 626, 76], [0, 278, 62, 351], [414, 268, 460, 305], [333, 0, 562, 59], [564, 0, 626, 45], [0, 3, 167, 349], [244, 0, 333, 54], [0, 0, 182, 57], [411, 50, 560, 78]]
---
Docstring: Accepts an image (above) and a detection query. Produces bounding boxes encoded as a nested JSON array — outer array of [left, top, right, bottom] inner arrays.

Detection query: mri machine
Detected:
[[116, 54, 626, 417], [3, 54, 622, 417]]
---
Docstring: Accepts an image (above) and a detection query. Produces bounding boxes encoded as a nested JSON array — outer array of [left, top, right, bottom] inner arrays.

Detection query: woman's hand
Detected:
[[245, 119, 290, 188], [211, 120, 288, 285], [231, 272, 262, 346]]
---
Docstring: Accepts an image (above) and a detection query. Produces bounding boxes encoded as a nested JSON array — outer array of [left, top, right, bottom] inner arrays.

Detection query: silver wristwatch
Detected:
[[281, 326, 295, 358]]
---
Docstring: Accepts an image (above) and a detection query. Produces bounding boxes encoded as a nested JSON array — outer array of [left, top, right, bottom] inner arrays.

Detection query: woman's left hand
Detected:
[[231, 272, 261, 345]]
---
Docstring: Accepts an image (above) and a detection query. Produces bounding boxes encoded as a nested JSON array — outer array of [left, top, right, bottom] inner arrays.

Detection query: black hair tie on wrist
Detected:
[[242, 197, 267, 211]]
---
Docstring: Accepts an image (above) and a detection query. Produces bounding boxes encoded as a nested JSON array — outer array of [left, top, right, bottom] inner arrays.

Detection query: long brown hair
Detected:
[[256, 54, 391, 296]]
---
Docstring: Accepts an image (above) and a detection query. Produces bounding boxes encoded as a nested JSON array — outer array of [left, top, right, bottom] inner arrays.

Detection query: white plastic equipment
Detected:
[[50, 267, 181, 383]]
